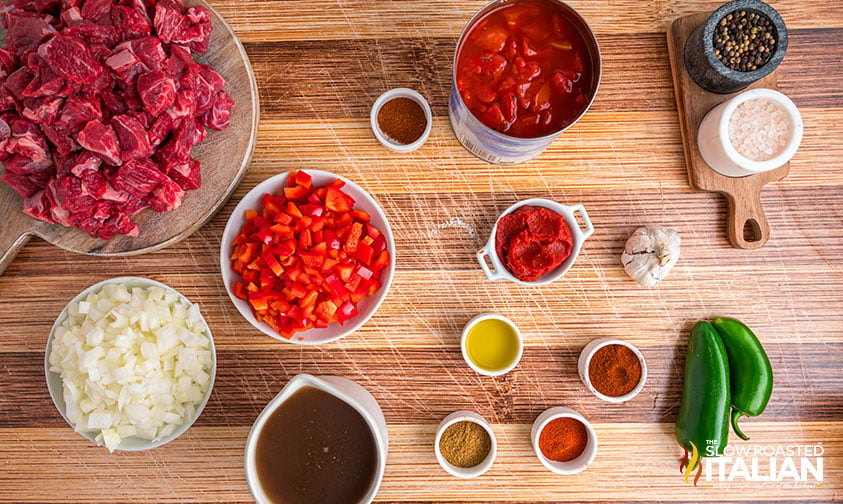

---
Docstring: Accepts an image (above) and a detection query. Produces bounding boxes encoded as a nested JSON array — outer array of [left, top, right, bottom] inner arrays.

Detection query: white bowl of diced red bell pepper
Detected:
[[220, 169, 395, 344]]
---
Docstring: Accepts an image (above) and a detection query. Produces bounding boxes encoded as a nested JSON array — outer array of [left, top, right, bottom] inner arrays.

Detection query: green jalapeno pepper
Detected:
[[675, 321, 730, 482], [712, 317, 773, 441]]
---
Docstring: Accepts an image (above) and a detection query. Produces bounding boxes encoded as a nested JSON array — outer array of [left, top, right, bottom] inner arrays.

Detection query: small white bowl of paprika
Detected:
[[578, 338, 647, 403], [370, 88, 432, 153], [531, 407, 597, 475]]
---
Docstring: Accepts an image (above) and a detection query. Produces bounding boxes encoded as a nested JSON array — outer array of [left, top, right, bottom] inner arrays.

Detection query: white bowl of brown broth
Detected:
[[244, 374, 388, 504]]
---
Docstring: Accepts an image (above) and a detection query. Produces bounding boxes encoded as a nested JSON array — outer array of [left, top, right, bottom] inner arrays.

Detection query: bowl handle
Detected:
[[476, 237, 507, 281], [569, 204, 594, 240]]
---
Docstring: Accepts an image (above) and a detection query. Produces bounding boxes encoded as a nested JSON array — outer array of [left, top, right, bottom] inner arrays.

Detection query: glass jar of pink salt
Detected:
[[697, 88, 803, 177]]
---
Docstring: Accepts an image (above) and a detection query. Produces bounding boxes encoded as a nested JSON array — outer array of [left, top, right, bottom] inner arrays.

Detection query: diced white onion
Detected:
[[50, 282, 212, 452]]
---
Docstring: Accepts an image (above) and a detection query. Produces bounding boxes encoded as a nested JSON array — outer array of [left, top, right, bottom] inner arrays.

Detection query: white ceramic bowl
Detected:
[[476, 198, 594, 285], [697, 88, 803, 177], [45, 276, 216, 451], [434, 410, 497, 478], [244, 374, 388, 504], [531, 407, 597, 475], [220, 169, 396, 344], [370, 88, 433, 153], [578, 337, 647, 403], [460, 313, 523, 377]]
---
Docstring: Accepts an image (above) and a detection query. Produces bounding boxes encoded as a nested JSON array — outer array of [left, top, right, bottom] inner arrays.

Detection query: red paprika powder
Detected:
[[588, 343, 642, 397], [538, 417, 588, 462]]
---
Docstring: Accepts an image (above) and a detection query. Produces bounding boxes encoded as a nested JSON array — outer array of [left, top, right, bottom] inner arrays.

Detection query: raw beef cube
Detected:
[[13, 0, 62, 10], [38, 34, 103, 84], [148, 177, 184, 212], [164, 157, 199, 190], [137, 70, 175, 117], [156, 117, 202, 163], [2, 170, 44, 197], [4, 151, 52, 176], [63, 22, 119, 46], [112, 157, 166, 197], [122, 194, 149, 215], [79, 170, 109, 200], [54, 174, 96, 213], [120, 36, 165, 70], [80, 0, 111, 23], [6, 12, 57, 55], [111, 5, 150, 41], [40, 123, 76, 156], [7, 119, 51, 164], [22, 64, 68, 98], [45, 183, 71, 225], [105, 49, 145, 83], [112, 113, 151, 160], [69, 150, 102, 177], [155, 1, 211, 53], [194, 64, 224, 111], [21, 96, 64, 124], [56, 94, 102, 131], [147, 113, 173, 148], [100, 181, 130, 203], [4, 67, 35, 99], [202, 90, 233, 131], [22, 189, 56, 223], [101, 88, 129, 115], [76, 120, 121, 165], [122, 0, 153, 24], [0, 48, 16, 79], [165, 88, 196, 121], [96, 212, 139, 239], [59, 5, 82, 26]]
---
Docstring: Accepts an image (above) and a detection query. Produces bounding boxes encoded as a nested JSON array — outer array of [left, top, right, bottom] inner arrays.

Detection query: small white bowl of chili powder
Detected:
[[370, 88, 432, 152], [578, 338, 647, 403], [531, 407, 597, 475]]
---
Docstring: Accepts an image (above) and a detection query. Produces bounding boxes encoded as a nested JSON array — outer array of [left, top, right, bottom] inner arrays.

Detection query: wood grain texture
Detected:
[[1, 0, 842, 502], [0, 0, 259, 275]]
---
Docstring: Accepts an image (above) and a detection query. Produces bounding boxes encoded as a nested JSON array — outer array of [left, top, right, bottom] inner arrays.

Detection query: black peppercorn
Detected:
[[712, 9, 777, 71]]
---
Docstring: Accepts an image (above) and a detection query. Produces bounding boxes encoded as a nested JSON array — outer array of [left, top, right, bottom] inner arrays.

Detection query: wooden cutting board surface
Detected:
[[1, 0, 842, 502]]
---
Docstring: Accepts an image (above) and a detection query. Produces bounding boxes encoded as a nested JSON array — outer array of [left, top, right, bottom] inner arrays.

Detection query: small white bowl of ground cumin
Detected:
[[370, 88, 432, 152], [434, 410, 496, 478], [578, 338, 647, 403]]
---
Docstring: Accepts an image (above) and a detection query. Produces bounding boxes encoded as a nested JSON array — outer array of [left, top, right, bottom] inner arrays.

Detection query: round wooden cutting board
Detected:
[[0, 0, 259, 275]]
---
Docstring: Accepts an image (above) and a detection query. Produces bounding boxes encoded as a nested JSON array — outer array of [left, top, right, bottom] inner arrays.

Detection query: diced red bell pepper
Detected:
[[284, 184, 309, 201], [326, 186, 352, 212], [248, 291, 268, 312], [354, 242, 375, 266], [229, 169, 391, 339], [337, 301, 358, 323]]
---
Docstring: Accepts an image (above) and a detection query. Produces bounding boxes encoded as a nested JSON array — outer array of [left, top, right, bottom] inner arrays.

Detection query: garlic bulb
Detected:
[[622, 225, 681, 287]]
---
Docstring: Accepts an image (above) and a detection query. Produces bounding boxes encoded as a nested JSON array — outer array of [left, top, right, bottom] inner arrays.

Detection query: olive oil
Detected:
[[465, 318, 520, 372], [254, 386, 378, 504]]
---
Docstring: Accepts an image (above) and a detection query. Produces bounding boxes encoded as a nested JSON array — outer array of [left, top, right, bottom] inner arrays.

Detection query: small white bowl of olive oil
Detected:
[[461, 313, 523, 377]]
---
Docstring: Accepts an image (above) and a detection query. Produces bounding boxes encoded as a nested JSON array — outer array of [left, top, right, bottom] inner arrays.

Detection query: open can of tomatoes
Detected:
[[449, 0, 601, 164]]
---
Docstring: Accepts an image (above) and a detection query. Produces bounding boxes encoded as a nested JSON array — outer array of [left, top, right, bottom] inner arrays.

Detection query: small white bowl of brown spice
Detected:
[[578, 338, 647, 403], [434, 410, 496, 478], [370, 88, 432, 153]]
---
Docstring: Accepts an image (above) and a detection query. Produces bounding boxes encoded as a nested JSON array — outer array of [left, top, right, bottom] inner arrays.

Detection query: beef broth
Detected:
[[254, 386, 378, 504]]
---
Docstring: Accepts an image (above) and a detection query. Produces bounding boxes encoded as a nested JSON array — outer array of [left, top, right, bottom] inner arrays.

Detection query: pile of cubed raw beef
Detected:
[[0, 0, 233, 239]]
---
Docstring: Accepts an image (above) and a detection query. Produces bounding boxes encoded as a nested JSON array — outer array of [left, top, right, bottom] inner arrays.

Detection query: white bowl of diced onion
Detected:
[[45, 277, 216, 452]]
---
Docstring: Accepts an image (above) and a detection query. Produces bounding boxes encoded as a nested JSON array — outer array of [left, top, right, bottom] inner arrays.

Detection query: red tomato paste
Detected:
[[495, 206, 573, 282], [456, 0, 594, 138]]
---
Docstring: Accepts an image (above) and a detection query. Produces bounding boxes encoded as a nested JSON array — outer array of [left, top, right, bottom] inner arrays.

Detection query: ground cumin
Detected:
[[588, 343, 642, 397], [377, 97, 426, 145], [538, 417, 588, 462], [438, 420, 491, 468]]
